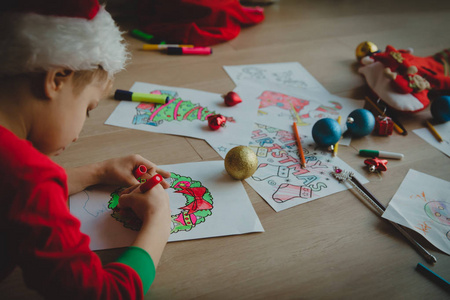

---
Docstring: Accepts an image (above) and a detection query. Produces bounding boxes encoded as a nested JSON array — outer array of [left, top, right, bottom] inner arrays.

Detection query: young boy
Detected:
[[0, 0, 171, 298]]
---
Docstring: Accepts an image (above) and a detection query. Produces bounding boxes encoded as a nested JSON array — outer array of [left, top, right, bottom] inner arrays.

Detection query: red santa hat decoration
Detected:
[[0, 0, 128, 77]]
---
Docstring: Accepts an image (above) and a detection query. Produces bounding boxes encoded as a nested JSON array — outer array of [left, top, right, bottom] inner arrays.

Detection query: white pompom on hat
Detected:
[[0, 0, 129, 77]]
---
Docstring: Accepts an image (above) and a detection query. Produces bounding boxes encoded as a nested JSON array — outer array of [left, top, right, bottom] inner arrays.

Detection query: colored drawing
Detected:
[[69, 161, 264, 251], [228, 82, 364, 148], [132, 89, 234, 127], [107, 172, 214, 233], [207, 123, 368, 212], [105, 82, 260, 145], [382, 169, 450, 255], [169, 173, 213, 233]]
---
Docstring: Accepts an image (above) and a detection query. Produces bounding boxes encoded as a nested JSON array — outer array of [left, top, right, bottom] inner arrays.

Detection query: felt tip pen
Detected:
[[140, 174, 163, 193], [133, 165, 147, 179], [143, 44, 194, 50], [130, 29, 164, 43], [114, 89, 169, 104], [166, 47, 212, 55], [359, 149, 404, 160]]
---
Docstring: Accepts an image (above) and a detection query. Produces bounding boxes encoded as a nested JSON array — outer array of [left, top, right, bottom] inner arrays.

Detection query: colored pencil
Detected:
[[333, 116, 341, 157], [292, 122, 306, 168], [425, 120, 443, 142]]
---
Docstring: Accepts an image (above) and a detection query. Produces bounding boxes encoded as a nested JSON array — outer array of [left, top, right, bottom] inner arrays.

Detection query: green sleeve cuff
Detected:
[[116, 246, 156, 294]]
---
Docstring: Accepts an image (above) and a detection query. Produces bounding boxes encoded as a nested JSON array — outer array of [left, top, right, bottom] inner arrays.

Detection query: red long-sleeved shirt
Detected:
[[0, 125, 151, 299]]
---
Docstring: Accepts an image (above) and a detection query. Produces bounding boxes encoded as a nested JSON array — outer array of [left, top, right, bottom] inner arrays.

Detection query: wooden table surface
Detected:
[[2, 0, 450, 299]]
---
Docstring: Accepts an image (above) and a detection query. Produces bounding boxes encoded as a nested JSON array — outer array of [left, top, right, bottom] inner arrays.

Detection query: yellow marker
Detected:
[[142, 44, 194, 50]]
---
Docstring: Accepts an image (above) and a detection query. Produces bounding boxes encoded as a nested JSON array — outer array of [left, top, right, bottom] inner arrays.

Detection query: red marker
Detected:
[[133, 165, 147, 178], [166, 47, 212, 55], [140, 174, 163, 193]]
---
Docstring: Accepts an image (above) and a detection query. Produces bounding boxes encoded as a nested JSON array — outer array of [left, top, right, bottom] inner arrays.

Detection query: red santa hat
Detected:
[[0, 0, 128, 77]]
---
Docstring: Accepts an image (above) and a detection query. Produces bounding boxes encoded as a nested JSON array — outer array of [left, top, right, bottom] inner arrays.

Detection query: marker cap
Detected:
[[114, 89, 132, 100]]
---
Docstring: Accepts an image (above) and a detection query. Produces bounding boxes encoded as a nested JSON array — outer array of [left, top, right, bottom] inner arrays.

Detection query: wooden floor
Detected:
[[2, 0, 450, 299]]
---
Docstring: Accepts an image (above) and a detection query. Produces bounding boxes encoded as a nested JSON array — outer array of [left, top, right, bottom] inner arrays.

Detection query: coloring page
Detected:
[[105, 82, 260, 145], [208, 123, 368, 212], [232, 82, 364, 146], [70, 161, 264, 251], [413, 122, 450, 157], [223, 62, 329, 94], [382, 169, 450, 255]]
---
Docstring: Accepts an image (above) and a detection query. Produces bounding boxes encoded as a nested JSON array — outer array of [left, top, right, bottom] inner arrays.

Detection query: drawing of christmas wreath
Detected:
[[107, 172, 214, 233]]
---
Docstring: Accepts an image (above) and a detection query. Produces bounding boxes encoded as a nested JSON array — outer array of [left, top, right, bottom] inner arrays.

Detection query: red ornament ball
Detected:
[[208, 114, 227, 130], [223, 91, 242, 106]]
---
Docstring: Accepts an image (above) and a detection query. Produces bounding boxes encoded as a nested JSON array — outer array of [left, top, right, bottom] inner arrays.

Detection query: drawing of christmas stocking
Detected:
[[272, 183, 312, 203], [252, 163, 290, 181]]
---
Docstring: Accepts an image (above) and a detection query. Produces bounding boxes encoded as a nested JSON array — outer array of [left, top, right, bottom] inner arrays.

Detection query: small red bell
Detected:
[[207, 114, 227, 130], [223, 91, 242, 106]]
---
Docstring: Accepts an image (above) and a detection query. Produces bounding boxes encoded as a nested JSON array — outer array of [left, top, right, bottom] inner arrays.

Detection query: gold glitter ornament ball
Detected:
[[224, 146, 258, 180], [355, 41, 378, 61]]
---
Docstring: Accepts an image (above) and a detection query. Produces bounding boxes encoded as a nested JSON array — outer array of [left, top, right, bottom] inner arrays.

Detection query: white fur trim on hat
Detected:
[[0, 7, 129, 77]]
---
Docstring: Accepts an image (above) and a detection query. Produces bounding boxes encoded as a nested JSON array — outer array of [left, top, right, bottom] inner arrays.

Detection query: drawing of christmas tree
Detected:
[[132, 90, 217, 126]]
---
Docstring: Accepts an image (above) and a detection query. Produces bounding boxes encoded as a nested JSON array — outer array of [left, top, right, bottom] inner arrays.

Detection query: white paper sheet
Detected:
[[223, 62, 329, 94], [105, 82, 260, 145], [208, 123, 368, 212], [413, 122, 450, 157], [229, 82, 364, 147], [70, 161, 264, 251], [382, 169, 450, 255]]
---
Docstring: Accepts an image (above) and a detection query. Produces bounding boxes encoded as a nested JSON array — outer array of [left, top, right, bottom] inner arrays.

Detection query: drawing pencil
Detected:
[[416, 263, 450, 292], [331, 167, 437, 264], [140, 174, 163, 193], [292, 122, 306, 168], [365, 96, 406, 135], [425, 120, 443, 142], [333, 116, 341, 157]]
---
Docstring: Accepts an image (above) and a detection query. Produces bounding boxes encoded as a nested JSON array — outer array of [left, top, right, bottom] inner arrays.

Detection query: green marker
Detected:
[[359, 149, 404, 160]]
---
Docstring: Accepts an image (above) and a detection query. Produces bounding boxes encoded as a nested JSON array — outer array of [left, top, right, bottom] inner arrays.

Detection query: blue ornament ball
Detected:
[[346, 109, 375, 137], [430, 96, 450, 123], [312, 118, 342, 147]]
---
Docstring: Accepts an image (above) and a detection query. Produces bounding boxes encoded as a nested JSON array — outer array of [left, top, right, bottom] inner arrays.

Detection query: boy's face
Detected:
[[32, 75, 111, 156]]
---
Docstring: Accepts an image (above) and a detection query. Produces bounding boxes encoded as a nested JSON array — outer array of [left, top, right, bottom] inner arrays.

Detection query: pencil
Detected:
[[333, 116, 341, 157], [292, 122, 306, 168], [425, 120, 443, 142], [364, 97, 405, 135]]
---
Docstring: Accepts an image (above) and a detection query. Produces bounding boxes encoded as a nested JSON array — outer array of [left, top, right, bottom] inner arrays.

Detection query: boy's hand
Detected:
[[97, 154, 171, 189]]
